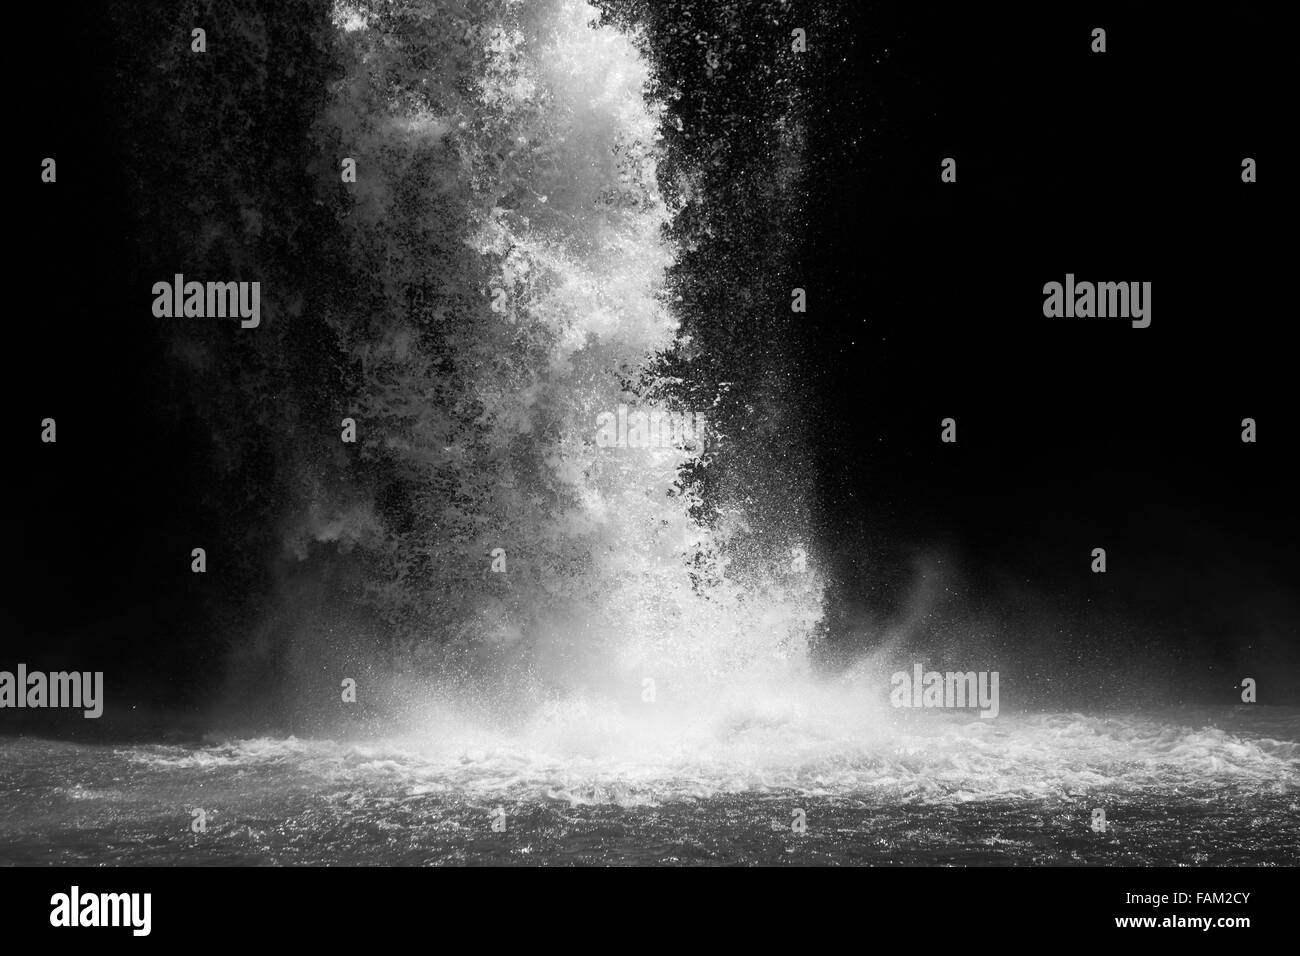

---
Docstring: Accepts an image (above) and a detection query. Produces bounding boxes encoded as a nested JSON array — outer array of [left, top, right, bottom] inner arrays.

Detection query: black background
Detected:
[[798, 3, 1294, 698]]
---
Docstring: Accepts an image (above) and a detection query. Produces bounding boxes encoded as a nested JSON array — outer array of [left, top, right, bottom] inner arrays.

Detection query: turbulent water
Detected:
[[4, 704, 1296, 865], [6, 4, 1293, 870]]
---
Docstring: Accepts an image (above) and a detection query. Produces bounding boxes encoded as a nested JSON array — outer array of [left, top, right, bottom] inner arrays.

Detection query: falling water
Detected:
[[3, 0, 1297, 867]]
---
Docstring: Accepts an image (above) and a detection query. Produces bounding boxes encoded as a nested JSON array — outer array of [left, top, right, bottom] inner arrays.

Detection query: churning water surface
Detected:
[[3, 700, 1296, 865]]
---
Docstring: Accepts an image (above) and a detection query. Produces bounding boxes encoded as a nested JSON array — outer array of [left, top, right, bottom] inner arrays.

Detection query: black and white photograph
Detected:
[[2, 0, 1293, 938]]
